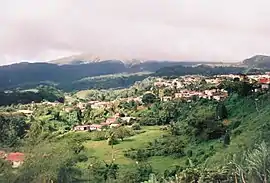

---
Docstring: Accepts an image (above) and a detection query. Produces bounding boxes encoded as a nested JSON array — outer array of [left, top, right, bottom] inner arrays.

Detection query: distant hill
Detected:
[[154, 65, 246, 76], [0, 60, 194, 91], [0, 56, 238, 91], [243, 55, 270, 68]]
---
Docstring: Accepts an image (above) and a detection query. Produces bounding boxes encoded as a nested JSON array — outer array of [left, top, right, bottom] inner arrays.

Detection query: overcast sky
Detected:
[[0, 0, 270, 65]]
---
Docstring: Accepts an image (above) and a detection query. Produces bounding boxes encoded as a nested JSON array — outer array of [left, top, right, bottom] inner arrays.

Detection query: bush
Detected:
[[90, 131, 107, 141], [132, 123, 141, 130], [186, 150, 193, 157]]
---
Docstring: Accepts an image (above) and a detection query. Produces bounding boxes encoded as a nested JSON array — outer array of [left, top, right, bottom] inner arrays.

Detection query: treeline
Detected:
[[154, 65, 251, 77], [61, 73, 150, 91], [0, 61, 183, 91], [0, 86, 64, 106]]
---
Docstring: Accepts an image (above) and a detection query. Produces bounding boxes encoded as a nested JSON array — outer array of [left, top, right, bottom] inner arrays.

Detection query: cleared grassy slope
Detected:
[[79, 126, 182, 172]]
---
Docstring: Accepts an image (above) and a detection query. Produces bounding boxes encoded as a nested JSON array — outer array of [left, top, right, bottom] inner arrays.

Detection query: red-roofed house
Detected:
[[259, 77, 270, 89], [6, 152, 25, 168], [106, 117, 117, 125]]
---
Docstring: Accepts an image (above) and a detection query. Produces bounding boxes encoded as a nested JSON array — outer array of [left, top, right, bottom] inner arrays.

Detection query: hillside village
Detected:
[[9, 72, 270, 136], [0, 73, 270, 168], [1, 71, 270, 182]]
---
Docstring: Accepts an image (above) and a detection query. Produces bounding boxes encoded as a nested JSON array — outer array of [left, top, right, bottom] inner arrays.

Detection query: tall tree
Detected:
[[216, 102, 228, 120]]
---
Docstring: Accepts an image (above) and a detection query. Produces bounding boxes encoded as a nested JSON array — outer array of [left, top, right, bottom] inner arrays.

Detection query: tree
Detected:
[[142, 93, 159, 105], [236, 81, 253, 97], [25, 118, 44, 146], [114, 127, 132, 141], [200, 79, 207, 85], [163, 88, 172, 96], [132, 123, 141, 130], [216, 102, 228, 120], [227, 142, 270, 183], [14, 140, 84, 183], [83, 104, 92, 123], [0, 114, 27, 147], [223, 131, 231, 146], [74, 107, 82, 123]]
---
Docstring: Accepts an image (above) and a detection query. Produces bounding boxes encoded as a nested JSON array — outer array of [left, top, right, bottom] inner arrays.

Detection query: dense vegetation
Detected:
[[60, 73, 151, 91], [1, 59, 264, 92], [0, 86, 64, 106], [154, 65, 246, 77], [0, 61, 184, 91]]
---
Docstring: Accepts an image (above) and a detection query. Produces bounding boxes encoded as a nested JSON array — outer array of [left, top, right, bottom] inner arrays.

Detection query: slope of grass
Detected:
[[207, 93, 270, 166], [83, 126, 165, 164], [77, 126, 181, 172]]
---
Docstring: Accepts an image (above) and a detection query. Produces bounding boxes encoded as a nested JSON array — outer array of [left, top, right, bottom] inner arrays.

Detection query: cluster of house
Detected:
[[162, 89, 228, 101], [154, 76, 224, 90], [0, 151, 25, 168], [174, 89, 228, 101], [155, 73, 270, 102], [73, 113, 136, 132], [73, 96, 142, 112], [154, 76, 201, 89]]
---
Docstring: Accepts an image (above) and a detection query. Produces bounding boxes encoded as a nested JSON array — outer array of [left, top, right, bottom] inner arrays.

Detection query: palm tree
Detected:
[[227, 142, 270, 183]]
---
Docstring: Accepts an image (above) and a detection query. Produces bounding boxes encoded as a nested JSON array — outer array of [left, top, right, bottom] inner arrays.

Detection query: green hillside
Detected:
[[1, 82, 270, 182]]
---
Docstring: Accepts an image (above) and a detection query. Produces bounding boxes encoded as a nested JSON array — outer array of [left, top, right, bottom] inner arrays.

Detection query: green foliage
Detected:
[[132, 123, 141, 130], [219, 80, 253, 97], [13, 139, 86, 183], [65, 72, 151, 91], [142, 93, 159, 105], [155, 65, 245, 77], [226, 141, 270, 183], [0, 86, 64, 106], [223, 132, 231, 146], [215, 102, 228, 120], [0, 113, 27, 147], [113, 127, 133, 141]]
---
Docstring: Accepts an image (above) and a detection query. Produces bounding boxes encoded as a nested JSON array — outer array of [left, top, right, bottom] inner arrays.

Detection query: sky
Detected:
[[0, 0, 270, 65]]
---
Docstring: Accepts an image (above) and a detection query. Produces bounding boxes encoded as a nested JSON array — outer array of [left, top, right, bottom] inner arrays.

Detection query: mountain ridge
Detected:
[[243, 55, 270, 68]]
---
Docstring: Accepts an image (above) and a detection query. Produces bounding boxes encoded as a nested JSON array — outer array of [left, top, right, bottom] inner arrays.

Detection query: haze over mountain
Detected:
[[1, 0, 270, 65], [243, 55, 270, 68]]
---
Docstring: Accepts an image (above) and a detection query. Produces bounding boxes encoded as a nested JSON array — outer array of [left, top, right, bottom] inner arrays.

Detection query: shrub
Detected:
[[132, 123, 141, 130], [187, 150, 193, 157], [90, 131, 107, 141]]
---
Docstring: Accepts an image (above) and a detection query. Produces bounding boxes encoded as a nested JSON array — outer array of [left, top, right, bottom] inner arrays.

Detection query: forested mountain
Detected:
[[2, 55, 266, 91], [0, 60, 213, 91], [154, 65, 246, 76]]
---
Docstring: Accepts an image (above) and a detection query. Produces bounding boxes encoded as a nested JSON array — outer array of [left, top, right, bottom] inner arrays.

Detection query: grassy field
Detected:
[[80, 126, 183, 172]]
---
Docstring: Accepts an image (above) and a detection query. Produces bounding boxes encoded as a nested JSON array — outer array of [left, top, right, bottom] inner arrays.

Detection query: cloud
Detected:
[[0, 0, 270, 64]]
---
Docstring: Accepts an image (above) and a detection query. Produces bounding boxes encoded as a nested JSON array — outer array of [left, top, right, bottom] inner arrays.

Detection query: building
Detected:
[[258, 77, 270, 89], [74, 124, 103, 131], [91, 101, 111, 109], [89, 124, 103, 131], [74, 125, 91, 131], [6, 152, 25, 168], [121, 117, 136, 124], [110, 123, 121, 128], [17, 110, 33, 115], [162, 96, 172, 101], [105, 117, 118, 125]]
